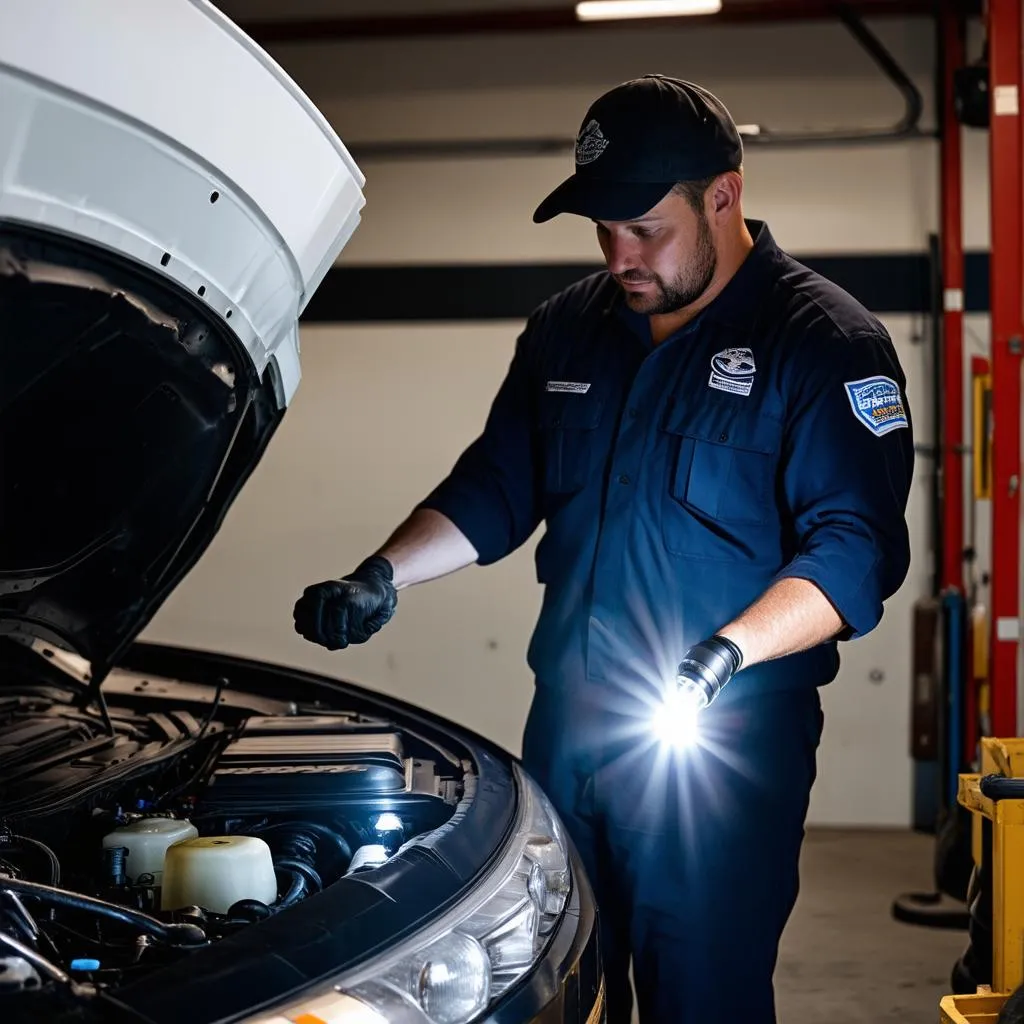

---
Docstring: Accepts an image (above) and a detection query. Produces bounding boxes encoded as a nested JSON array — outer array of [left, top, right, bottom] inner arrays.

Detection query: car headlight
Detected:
[[249, 764, 571, 1024]]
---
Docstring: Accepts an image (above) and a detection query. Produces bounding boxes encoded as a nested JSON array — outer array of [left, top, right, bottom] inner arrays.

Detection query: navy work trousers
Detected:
[[521, 679, 824, 1023]]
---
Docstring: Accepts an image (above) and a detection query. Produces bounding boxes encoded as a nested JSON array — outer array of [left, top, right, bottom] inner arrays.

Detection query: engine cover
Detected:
[[202, 717, 408, 811]]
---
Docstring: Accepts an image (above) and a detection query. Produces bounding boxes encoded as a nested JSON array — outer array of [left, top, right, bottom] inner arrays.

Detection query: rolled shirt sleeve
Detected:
[[772, 328, 915, 638], [416, 316, 544, 566]]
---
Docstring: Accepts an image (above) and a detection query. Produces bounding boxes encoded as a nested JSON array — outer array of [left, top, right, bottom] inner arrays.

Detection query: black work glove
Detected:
[[675, 635, 744, 709], [293, 555, 397, 651]]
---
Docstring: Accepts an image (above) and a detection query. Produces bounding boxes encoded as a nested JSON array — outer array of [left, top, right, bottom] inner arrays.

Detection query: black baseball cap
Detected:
[[532, 75, 743, 224]]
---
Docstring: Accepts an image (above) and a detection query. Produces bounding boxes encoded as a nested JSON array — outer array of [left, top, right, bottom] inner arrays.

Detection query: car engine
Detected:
[[0, 677, 463, 996]]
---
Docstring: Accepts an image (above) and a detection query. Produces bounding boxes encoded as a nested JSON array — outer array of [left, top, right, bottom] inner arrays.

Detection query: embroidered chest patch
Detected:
[[708, 347, 756, 397]]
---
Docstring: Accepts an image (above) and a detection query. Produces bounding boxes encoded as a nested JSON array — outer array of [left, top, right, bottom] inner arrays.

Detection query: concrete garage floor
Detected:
[[775, 829, 969, 1023]]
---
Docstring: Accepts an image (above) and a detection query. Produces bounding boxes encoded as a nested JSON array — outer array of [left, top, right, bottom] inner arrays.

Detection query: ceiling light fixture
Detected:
[[576, 0, 723, 21]]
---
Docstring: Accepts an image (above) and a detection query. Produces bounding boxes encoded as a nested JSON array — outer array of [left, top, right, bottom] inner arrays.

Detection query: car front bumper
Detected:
[[491, 841, 604, 1024]]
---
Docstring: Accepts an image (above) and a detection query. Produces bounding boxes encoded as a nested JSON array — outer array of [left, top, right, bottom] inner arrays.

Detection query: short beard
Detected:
[[618, 211, 717, 315]]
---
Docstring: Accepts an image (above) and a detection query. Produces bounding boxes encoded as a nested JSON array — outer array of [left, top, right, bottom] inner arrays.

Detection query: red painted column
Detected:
[[987, 0, 1024, 737], [941, 0, 965, 596]]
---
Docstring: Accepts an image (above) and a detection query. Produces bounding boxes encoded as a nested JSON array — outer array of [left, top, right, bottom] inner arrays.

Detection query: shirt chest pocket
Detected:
[[537, 390, 606, 495], [659, 403, 783, 561]]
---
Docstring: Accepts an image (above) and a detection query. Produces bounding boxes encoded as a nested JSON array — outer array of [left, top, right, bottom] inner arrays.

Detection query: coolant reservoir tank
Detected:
[[161, 836, 277, 914], [102, 818, 198, 885]]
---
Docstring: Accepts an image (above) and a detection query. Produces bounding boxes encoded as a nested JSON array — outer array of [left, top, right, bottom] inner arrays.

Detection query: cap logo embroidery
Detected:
[[576, 119, 609, 166]]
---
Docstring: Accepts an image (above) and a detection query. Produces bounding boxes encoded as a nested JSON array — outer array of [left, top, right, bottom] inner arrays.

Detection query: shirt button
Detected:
[[719, 432, 729, 442], [619, 474, 630, 485], [629, 408, 638, 418]]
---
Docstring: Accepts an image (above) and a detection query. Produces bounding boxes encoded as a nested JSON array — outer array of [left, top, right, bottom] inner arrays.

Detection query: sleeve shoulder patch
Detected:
[[844, 375, 909, 437]]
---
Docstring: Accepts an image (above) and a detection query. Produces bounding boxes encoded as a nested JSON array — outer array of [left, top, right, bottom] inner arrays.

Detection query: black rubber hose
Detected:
[[1, 906, 36, 945], [274, 857, 322, 895], [1, 833, 61, 886], [0, 878, 206, 946], [225, 872, 306, 920], [0, 927, 69, 984], [253, 822, 351, 867], [276, 869, 306, 908], [226, 899, 272, 923], [980, 775, 1024, 800]]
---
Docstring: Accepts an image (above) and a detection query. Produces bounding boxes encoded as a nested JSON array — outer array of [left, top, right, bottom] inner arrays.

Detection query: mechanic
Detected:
[[294, 75, 914, 1022]]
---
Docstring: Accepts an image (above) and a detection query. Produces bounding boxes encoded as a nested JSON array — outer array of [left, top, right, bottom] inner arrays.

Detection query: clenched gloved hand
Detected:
[[675, 635, 744, 709], [293, 555, 397, 651]]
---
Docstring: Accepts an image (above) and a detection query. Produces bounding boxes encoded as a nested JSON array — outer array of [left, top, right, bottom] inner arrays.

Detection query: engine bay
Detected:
[[0, 668, 464, 1001]]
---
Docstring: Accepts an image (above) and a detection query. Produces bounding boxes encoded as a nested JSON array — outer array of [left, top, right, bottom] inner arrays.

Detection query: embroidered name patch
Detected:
[[708, 347, 756, 397], [545, 381, 591, 394], [844, 375, 909, 436]]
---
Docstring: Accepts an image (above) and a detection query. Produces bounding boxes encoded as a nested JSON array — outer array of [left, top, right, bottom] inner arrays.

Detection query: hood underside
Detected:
[[0, 222, 285, 678]]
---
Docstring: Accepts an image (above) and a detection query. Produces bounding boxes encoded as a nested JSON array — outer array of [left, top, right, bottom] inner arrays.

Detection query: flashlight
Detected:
[[675, 635, 743, 708], [654, 635, 744, 749]]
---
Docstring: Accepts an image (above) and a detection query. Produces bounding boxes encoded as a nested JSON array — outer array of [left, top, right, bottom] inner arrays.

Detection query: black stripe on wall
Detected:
[[301, 252, 992, 323]]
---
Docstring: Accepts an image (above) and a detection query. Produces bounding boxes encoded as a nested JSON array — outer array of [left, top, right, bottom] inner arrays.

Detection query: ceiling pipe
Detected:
[[738, 1, 926, 147], [238, 0, 966, 44], [341, 2, 930, 162]]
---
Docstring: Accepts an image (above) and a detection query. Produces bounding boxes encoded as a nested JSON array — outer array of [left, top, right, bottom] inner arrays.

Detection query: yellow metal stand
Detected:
[[941, 992, 1009, 1023], [939, 737, 1024, 1022]]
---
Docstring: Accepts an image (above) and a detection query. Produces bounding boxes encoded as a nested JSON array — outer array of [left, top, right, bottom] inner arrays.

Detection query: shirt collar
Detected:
[[608, 219, 783, 341]]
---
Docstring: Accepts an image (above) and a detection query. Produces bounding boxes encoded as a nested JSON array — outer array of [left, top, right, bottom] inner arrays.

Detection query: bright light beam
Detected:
[[651, 683, 702, 750], [374, 813, 403, 833]]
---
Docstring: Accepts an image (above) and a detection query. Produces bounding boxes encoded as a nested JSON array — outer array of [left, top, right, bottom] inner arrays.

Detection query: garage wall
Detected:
[[145, 12, 993, 826]]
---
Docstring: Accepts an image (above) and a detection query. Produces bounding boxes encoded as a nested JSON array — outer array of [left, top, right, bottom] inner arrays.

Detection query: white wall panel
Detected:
[[148, 324, 544, 752]]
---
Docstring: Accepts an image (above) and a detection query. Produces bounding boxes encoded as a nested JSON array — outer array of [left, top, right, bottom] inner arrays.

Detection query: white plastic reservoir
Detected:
[[102, 818, 199, 885], [161, 835, 278, 914]]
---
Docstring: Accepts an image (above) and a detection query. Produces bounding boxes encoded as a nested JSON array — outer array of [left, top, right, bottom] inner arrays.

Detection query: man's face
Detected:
[[595, 191, 716, 316]]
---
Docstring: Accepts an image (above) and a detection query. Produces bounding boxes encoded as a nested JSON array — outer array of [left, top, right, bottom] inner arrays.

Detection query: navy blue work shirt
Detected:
[[419, 221, 914, 699]]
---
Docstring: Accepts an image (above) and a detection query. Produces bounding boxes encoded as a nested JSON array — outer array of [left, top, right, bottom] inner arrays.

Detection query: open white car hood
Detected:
[[0, 0, 365, 680]]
